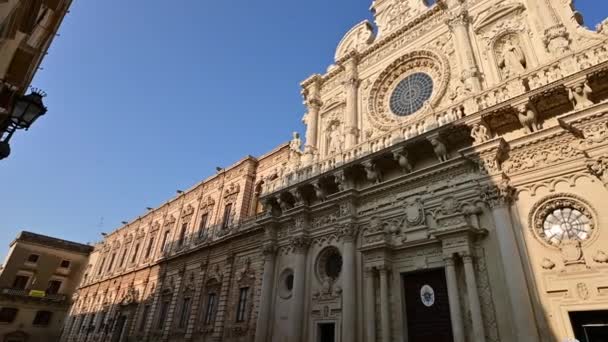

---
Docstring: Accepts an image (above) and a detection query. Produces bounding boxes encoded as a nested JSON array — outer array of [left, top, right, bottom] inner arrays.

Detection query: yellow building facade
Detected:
[[64, 1, 608, 341]]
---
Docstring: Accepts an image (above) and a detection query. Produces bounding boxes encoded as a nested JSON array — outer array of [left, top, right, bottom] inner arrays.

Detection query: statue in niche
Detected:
[[471, 122, 491, 144], [498, 37, 527, 79], [568, 81, 594, 110], [289, 132, 302, 153], [327, 121, 344, 155]]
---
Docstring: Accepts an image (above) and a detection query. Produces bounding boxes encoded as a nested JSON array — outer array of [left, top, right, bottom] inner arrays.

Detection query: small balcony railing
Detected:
[[0, 287, 67, 302]]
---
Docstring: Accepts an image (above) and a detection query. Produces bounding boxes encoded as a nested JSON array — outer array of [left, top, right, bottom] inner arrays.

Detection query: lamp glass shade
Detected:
[[10, 92, 47, 129]]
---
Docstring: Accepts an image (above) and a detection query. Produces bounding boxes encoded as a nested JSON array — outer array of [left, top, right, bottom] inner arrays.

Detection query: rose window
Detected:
[[316, 247, 343, 282], [389, 72, 434, 116], [529, 195, 596, 247], [542, 208, 591, 246]]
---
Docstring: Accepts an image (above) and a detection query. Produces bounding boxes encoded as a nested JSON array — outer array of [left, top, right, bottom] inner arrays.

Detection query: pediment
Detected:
[[334, 20, 375, 62], [473, 2, 525, 33]]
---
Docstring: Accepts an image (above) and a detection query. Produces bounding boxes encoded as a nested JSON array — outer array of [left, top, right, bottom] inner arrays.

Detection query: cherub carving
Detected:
[[429, 137, 449, 162], [517, 102, 543, 134], [471, 123, 491, 144], [568, 82, 594, 110]]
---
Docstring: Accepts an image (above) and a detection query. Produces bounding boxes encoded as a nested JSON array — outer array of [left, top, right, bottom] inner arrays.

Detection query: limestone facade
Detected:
[[64, 0, 608, 341]]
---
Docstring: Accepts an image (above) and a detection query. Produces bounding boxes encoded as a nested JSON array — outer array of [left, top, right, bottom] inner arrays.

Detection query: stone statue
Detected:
[[289, 132, 302, 153], [363, 161, 383, 184], [517, 102, 542, 134], [327, 122, 343, 155], [499, 38, 527, 78], [429, 137, 449, 162], [393, 149, 413, 173], [597, 18, 608, 35], [568, 82, 594, 110], [471, 123, 491, 144]]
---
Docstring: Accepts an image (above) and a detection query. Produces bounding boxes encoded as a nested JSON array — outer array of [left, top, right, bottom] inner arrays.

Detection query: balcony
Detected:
[[0, 287, 67, 302]]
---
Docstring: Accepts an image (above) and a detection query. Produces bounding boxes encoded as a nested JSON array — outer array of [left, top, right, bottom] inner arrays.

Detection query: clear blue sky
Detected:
[[0, 0, 606, 257]]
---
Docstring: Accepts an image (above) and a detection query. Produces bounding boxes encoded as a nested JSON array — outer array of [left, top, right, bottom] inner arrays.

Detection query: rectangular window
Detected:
[[236, 287, 249, 322], [160, 231, 170, 252], [27, 254, 39, 263], [119, 245, 129, 267], [204, 293, 216, 325], [60, 260, 71, 268], [157, 300, 169, 329], [97, 311, 107, 333], [0, 307, 18, 323], [178, 223, 187, 247], [32, 310, 53, 326], [12, 275, 29, 289], [178, 297, 192, 329], [198, 213, 208, 235], [144, 236, 155, 259], [46, 280, 62, 294], [222, 203, 233, 229], [131, 243, 140, 264], [97, 258, 106, 275], [107, 253, 116, 272], [139, 305, 150, 332]]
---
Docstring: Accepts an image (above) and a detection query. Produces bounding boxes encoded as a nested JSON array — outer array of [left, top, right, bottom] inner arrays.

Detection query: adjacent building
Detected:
[[0, 231, 93, 342], [64, 1, 608, 342]]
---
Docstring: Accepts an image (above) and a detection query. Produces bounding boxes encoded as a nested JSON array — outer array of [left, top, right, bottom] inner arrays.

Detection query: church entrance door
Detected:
[[403, 268, 454, 342]]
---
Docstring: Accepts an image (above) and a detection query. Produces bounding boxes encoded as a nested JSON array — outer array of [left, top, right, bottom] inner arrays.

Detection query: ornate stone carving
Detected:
[[337, 223, 359, 242], [593, 250, 608, 263], [471, 122, 491, 144], [541, 258, 556, 270], [367, 50, 450, 131], [576, 282, 590, 300], [335, 21, 375, 61], [393, 148, 414, 173], [290, 235, 311, 253], [481, 177, 515, 208], [516, 101, 542, 134], [543, 24, 571, 54], [313, 181, 327, 202], [363, 160, 383, 184], [586, 155, 608, 187], [404, 199, 425, 227], [429, 136, 449, 162], [496, 34, 527, 79]]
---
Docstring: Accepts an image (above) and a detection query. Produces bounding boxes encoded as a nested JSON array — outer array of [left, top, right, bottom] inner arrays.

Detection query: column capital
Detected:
[[443, 255, 456, 266], [445, 9, 471, 30], [262, 241, 278, 257], [338, 223, 359, 242], [290, 235, 311, 254], [305, 97, 323, 111], [481, 179, 515, 208], [461, 253, 474, 264]]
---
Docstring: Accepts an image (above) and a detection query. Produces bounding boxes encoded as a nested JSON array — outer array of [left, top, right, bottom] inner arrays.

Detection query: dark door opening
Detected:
[[403, 268, 454, 342], [570, 310, 608, 342], [111, 315, 127, 342], [318, 322, 336, 342]]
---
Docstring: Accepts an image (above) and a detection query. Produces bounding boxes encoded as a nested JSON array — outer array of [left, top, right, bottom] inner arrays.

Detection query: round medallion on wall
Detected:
[[529, 194, 597, 247], [367, 50, 450, 131], [316, 246, 343, 282], [420, 284, 435, 307]]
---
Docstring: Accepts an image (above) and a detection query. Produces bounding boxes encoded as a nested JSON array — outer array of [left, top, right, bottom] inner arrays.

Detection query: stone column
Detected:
[[212, 254, 235, 342], [462, 254, 486, 342], [378, 265, 391, 342], [185, 264, 207, 342], [289, 235, 311, 342], [446, 9, 481, 92], [484, 185, 540, 342], [444, 256, 465, 342], [144, 276, 164, 339], [342, 54, 360, 149], [340, 224, 358, 342], [364, 266, 377, 342], [254, 242, 278, 342], [302, 76, 323, 156]]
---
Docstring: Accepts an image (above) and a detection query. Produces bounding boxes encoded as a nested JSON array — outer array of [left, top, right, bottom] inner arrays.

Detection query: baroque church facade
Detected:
[[63, 0, 608, 341]]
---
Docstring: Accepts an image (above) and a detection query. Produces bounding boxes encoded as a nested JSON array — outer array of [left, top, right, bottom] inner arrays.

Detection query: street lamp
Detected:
[[0, 89, 48, 160]]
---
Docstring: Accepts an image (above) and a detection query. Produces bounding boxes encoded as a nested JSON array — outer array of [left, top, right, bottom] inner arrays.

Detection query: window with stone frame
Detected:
[[138, 304, 150, 332], [131, 243, 140, 264], [235, 287, 249, 322], [144, 235, 155, 259], [222, 203, 233, 229], [177, 222, 188, 247], [160, 231, 170, 253], [157, 297, 170, 330], [46, 279, 62, 294], [97, 257, 106, 275], [119, 244, 130, 268], [203, 292, 217, 325], [0, 307, 18, 323], [12, 275, 29, 289], [60, 260, 71, 269], [107, 252, 116, 273], [198, 213, 209, 237], [26, 254, 39, 264], [177, 296, 192, 329], [32, 310, 53, 326]]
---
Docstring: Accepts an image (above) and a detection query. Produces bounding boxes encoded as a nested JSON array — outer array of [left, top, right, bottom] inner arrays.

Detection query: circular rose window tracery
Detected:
[[367, 50, 450, 131], [529, 194, 597, 247], [316, 247, 343, 282]]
